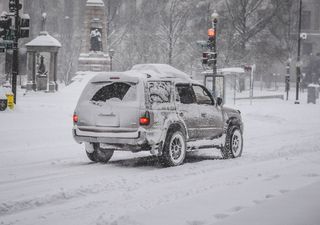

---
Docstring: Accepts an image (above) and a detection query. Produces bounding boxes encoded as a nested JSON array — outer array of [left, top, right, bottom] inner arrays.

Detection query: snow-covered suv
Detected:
[[72, 64, 243, 166]]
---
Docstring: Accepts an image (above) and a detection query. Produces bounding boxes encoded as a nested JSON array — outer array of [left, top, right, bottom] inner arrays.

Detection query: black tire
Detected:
[[221, 125, 243, 159], [86, 151, 98, 162], [160, 130, 186, 167], [86, 143, 114, 163]]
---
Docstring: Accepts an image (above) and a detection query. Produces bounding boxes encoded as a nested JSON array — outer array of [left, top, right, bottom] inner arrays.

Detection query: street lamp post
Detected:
[[109, 48, 115, 71], [211, 10, 218, 96], [295, 0, 302, 104], [285, 58, 291, 101]]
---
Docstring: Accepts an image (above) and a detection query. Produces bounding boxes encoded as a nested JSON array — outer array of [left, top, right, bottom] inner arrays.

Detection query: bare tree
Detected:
[[267, 0, 299, 63], [225, 0, 282, 59], [157, 0, 192, 65]]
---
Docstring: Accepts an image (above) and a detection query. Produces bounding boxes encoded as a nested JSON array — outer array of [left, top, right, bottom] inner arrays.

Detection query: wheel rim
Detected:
[[231, 129, 242, 157], [169, 133, 185, 163]]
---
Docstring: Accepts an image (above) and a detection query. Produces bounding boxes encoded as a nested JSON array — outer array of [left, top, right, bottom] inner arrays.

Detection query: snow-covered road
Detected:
[[1, 77, 320, 225]]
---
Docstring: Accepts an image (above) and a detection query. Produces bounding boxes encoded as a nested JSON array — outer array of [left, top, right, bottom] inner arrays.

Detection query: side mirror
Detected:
[[217, 97, 223, 106]]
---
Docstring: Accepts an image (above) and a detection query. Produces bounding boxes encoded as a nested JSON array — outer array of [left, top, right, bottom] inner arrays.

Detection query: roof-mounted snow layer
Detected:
[[130, 64, 191, 80], [88, 64, 193, 84]]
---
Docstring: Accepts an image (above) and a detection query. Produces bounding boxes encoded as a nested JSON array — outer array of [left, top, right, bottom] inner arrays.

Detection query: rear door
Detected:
[[175, 84, 200, 140]]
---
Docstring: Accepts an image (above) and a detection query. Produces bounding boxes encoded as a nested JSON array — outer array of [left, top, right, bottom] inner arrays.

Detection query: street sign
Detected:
[[196, 40, 208, 48], [0, 39, 13, 49]]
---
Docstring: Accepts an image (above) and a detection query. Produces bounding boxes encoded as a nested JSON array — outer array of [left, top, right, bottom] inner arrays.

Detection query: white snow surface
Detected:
[[0, 72, 320, 225]]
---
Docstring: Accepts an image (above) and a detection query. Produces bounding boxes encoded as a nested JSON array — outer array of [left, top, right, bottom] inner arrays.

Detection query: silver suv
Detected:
[[73, 64, 243, 166]]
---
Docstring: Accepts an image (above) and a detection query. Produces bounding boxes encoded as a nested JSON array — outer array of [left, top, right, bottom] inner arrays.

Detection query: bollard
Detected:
[[6, 93, 14, 110]]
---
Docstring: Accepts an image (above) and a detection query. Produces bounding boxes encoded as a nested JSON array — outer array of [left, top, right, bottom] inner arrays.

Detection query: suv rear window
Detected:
[[91, 82, 137, 102], [147, 81, 171, 104]]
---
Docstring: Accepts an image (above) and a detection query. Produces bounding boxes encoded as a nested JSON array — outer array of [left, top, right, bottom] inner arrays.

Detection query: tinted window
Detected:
[[192, 85, 213, 105], [91, 82, 136, 102], [176, 84, 195, 104], [148, 81, 171, 104]]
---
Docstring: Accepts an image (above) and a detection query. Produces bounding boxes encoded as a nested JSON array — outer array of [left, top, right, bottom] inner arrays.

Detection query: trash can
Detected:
[[307, 85, 316, 104], [315, 85, 320, 99], [6, 92, 14, 109]]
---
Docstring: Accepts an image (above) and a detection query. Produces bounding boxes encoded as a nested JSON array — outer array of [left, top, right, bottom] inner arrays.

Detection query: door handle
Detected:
[[201, 113, 207, 117]]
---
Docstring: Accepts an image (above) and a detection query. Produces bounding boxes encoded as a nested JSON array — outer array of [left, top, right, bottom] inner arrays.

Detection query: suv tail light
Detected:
[[139, 111, 150, 126], [73, 114, 78, 123]]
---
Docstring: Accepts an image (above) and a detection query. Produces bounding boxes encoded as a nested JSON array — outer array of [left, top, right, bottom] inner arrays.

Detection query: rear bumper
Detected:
[[72, 126, 164, 154], [73, 126, 145, 144]]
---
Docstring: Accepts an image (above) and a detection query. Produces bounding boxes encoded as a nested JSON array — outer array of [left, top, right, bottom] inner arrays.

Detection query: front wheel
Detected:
[[160, 130, 186, 167], [221, 126, 243, 159], [86, 143, 114, 163]]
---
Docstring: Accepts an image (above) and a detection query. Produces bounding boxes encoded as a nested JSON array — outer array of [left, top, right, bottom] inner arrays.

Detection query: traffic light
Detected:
[[207, 28, 215, 49], [0, 15, 12, 39], [202, 52, 217, 66], [202, 52, 208, 65], [19, 14, 30, 38], [9, 0, 15, 13], [9, 0, 22, 13]]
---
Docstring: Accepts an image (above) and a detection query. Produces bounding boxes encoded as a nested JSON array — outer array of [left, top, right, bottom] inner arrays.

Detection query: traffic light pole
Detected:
[[11, 0, 20, 104], [212, 18, 217, 97], [285, 60, 290, 101], [295, 0, 302, 104]]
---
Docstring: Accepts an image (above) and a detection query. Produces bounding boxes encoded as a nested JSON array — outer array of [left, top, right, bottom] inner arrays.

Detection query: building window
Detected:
[[301, 10, 311, 30], [302, 43, 313, 55]]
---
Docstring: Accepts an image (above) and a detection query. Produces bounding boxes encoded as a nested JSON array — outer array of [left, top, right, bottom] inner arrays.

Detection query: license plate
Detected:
[[95, 115, 119, 127]]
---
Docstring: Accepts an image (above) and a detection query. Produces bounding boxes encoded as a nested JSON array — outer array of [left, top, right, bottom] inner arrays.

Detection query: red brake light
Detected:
[[73, 114, 78, 123], [139, 117, 150, 125], [139, 111, 150, 125]]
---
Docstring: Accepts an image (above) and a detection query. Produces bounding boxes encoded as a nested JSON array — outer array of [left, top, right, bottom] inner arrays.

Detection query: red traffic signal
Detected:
[[208, 28, 215, 38]]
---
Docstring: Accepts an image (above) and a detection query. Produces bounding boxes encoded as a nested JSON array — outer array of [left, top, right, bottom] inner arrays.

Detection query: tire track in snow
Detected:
[[1, 139, 319, 217]]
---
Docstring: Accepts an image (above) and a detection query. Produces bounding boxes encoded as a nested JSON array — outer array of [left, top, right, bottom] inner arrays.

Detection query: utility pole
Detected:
[[11, 0, 21, 104], [285, 59, 291, 100], [211, 11, 218, 97], [295, 0, 302, 104], [109, 48, 115, 71]]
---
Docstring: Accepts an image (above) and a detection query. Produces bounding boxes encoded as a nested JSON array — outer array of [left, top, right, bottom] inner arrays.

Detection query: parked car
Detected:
[[72, 64, 243, 166]]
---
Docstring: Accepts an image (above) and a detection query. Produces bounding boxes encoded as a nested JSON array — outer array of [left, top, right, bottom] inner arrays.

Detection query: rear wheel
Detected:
[[86, 144, 114, 163], [86, 151, 97, 162], [221, 125, 243, 159], [160, 130, 186, 167]]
